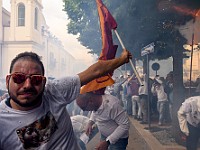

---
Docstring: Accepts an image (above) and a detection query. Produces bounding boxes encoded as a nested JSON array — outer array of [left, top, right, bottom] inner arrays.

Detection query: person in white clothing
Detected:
[[76, 92, 130, 150], [177, 96, 200, 150], [151, 77, 168, 125], [132, 95, 141, 119], [138, 74, 148, 124]]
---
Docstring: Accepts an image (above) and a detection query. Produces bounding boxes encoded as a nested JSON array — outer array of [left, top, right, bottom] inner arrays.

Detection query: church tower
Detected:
[[9, 0, 43, 44]]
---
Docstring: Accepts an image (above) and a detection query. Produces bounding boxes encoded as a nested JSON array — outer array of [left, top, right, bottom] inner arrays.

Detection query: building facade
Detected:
[[0, 0, 78, 83]]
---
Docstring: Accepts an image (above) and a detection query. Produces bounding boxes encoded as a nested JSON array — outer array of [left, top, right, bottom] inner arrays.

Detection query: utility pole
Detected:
[[189, 18, 196, 96], [141, 42, 155, 130]]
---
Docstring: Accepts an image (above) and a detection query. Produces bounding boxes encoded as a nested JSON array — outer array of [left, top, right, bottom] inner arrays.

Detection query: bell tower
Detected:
[[9, 0, 43, 42]]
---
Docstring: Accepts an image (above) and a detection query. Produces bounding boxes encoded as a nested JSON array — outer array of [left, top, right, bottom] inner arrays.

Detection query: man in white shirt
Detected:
[[151, 77, 168, 126], [138, 74, 148, 124], [177, 96, 200, 150], [76, 93, 130, 150]]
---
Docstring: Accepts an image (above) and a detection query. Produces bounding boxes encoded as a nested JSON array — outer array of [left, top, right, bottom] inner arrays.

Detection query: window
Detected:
[[34, 8, 38, 29], [18, 3, 25, 26]]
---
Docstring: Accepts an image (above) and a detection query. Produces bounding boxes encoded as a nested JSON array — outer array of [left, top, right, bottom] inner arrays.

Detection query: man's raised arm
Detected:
[[78, 49, 132, 86]]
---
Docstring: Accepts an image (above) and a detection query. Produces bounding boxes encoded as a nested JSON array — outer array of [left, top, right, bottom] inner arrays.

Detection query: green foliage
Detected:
[[63, 0, 198, 59]]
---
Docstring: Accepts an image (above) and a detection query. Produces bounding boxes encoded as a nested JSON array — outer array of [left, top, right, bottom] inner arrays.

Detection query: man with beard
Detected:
[[0, 49, 131, 150]]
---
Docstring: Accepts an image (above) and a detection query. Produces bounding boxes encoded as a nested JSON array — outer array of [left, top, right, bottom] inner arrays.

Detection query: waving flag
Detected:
[[97, 0, 118, 60], [80, 0, 118, 94]]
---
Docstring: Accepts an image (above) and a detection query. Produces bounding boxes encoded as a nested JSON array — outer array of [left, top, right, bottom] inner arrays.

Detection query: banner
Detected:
[[80, 0, 118, 94]]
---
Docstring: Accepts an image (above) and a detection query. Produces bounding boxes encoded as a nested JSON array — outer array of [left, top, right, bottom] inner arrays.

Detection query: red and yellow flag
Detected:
[[80, 0, 118, 94]]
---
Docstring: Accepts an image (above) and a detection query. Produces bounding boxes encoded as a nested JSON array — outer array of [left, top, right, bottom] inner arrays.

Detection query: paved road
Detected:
[[86, 119, 150, 150]]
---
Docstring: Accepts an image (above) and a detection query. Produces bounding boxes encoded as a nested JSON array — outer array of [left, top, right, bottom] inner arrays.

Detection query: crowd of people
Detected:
[[0, 50, 199, 150], [107, 72, 200, 150], [106, 71, 173, 126]]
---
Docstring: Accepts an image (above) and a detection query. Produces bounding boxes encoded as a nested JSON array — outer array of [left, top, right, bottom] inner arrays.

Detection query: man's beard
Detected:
[[8, 89, 43, 108]]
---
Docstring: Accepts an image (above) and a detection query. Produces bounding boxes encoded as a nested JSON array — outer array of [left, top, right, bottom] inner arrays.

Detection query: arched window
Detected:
[[34, 8, 38, 29], [18, 3, 25, 26]]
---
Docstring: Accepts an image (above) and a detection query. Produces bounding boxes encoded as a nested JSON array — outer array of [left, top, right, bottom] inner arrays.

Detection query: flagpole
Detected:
[[114, 30, 143, 86]]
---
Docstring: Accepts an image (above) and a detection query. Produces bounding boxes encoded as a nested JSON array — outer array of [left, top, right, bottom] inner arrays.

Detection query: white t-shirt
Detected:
[[90, 94, 130, 144], [0, 76, 81, 150]]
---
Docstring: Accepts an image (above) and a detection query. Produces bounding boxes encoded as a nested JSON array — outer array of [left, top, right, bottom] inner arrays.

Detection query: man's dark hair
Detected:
[[9, 52, 45, 75]]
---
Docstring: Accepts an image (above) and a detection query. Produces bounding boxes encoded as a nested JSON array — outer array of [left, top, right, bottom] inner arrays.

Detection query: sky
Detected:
[[2, 0, 97, 66]]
